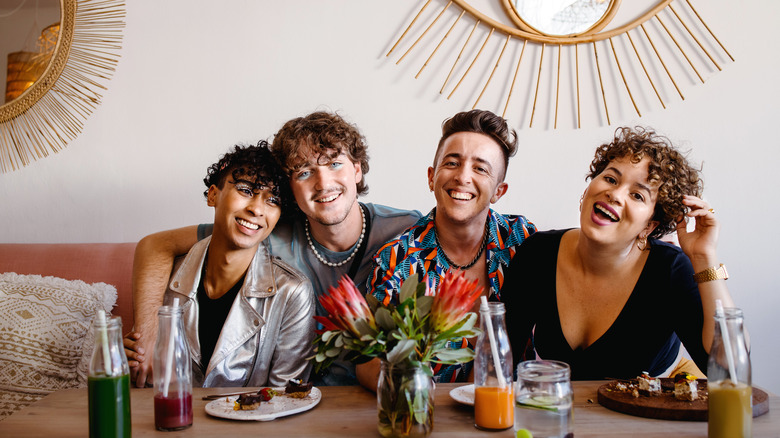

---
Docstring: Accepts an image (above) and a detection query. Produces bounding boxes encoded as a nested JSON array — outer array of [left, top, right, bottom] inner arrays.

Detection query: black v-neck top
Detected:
[[196, 262, 244, 370], [501, 229, 708, 380]]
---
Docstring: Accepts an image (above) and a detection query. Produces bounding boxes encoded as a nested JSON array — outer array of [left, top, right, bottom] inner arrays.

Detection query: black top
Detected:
[[196, 261, 244, 370], [501, 229, 709, 380]]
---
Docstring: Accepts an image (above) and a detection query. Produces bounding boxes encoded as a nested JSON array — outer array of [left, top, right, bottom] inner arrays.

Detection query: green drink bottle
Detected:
[[88, 312, 131, 438]]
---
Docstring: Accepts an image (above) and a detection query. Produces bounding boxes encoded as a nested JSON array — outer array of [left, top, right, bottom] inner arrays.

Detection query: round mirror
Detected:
[[0, 0, 62, 106], [505, 0, 619, 37], [0, 0, 123, 173]]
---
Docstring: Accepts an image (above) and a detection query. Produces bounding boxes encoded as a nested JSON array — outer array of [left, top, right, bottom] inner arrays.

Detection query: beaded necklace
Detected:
[[305, 205, 366, 267], [434, 219, 489, 270]]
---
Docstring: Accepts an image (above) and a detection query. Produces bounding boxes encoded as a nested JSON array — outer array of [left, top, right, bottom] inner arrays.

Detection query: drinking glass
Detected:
[[515, 360, 573, 438]]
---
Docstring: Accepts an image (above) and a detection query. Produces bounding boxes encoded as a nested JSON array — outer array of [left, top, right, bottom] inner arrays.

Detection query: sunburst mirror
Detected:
[[386, 0, 733, 129], [0, 0, 125, 172]]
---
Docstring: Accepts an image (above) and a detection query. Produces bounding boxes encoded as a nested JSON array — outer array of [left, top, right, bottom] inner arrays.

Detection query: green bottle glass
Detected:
[[88, 313, 131, 437]]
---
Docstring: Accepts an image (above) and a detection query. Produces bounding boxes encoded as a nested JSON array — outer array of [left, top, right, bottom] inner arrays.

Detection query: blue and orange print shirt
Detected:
[[366, 208, 536, 382]]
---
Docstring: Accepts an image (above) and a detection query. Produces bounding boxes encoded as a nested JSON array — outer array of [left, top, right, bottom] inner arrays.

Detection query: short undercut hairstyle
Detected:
[[435, 109, 518, 181]]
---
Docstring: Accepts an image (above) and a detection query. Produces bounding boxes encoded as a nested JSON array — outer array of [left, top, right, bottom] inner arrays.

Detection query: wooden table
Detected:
[[0, 382, 776, 437]]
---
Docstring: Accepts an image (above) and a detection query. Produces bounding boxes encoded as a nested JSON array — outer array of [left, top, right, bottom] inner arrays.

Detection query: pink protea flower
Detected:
[[316, 275, 377, 336], [429, 270, 483, 332]]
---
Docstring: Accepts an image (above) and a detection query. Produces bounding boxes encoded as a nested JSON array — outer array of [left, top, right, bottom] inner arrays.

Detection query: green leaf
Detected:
[[353, 319, 374, 337], [386, 339, 416, 364], [412, 389, 431, 424], [415, 281, 428, 298], [324, 348, 341, 357], [459, 312, 478, 331], [375, 307, 396, 331], [399, 275, 419, 304], [416, 296, 433, 318], [365, 292, 380, 312], [431, 348, 475, 364]]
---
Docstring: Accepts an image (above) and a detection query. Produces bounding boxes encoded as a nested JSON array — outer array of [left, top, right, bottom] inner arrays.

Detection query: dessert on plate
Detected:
[[285, 378, 314, 398], [637, 372, 662, 396], [673, 372, 699, 401], [233, 387, 276, 410]]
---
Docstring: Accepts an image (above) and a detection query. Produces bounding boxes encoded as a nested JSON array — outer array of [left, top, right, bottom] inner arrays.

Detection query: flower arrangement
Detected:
[[312, 270, 484, 438], [312, 269, 484, 371]]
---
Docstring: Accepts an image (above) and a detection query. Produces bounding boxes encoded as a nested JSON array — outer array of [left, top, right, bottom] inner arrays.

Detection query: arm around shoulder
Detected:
[[128, 225, 200, 387]]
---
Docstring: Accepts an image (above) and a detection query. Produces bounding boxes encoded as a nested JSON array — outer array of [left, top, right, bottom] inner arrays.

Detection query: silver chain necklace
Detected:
[[434, 219, 489, 270], [305, 206, 366, 267]]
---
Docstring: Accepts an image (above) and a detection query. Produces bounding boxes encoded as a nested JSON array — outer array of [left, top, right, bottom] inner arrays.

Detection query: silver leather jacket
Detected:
[[165, 237, 315, 387]]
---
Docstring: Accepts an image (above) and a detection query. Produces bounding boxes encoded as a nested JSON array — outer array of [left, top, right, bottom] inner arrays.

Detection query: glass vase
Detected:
[[377, 360, 434, 438]]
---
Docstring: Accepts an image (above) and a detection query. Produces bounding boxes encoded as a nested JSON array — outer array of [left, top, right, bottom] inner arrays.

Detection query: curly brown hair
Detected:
[[435, 110, 518, 181], [586, 127, 703, 239], [271, 111, 369, 196], [203, 141, 293, 216]]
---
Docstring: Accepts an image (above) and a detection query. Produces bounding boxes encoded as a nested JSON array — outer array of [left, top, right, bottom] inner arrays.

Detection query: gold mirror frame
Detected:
[[386, 0, 733, 129], [0, 0, 125, 172], [502, 0, 621, 37]]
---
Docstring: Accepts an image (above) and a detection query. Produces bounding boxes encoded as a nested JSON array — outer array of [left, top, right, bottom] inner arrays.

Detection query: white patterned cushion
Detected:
[[0, 273, 116, 420]]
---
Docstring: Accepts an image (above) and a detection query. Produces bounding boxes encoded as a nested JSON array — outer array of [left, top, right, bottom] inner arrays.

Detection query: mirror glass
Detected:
[[510, 0, 612, 36], [0, 0, 61, 104]]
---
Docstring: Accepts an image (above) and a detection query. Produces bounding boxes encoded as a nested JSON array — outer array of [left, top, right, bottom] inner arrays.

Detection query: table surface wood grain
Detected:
[[0, 381, 776, 437]]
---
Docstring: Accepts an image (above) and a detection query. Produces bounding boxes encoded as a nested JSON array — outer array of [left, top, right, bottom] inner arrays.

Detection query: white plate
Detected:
[[205, 387, 321, 421], [449, 384, 475, 406]]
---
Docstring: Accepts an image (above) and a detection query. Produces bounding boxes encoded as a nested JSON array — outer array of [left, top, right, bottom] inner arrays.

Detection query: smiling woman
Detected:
[[0, 0, 125, 172], [500, 126, 737, 381]]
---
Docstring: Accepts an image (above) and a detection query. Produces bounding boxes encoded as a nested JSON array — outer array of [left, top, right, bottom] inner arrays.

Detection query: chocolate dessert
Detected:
[[285, 379, 313, 398]]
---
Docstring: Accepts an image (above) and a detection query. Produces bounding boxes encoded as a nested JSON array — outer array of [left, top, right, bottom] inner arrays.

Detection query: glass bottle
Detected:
[[708, 307, 751, 438], [153, 305, 193, 431], [88, 312, 131, 438], [474, 301, 513, 430]]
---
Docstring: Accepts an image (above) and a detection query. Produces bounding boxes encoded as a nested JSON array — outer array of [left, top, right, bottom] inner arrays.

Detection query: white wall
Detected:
[[1, 0, 778, 394]]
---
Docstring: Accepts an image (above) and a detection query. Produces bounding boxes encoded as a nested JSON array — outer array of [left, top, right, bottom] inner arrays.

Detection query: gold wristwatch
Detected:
[[693, 264, 728, 283]]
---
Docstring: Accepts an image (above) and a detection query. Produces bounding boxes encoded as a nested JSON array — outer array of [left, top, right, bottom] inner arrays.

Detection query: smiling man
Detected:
[[135, 142, 316, 387], [363, 109, 536, 384], [125, 112, 421, 387]]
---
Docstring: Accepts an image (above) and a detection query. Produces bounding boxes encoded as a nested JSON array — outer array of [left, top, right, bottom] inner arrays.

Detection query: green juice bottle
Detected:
[[88, 313, 131, 438]]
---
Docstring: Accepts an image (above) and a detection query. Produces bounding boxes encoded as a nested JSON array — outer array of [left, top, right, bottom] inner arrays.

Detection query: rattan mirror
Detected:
[[0, 0, 125, 172], [387, 0, 733, 129], [504, 0, 619, 37]]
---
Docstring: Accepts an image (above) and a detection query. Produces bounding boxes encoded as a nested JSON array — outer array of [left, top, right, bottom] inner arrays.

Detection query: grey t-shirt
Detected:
[[197, 202, 421, 385]]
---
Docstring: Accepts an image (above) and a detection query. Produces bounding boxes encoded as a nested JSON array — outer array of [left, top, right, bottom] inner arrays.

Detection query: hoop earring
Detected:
[[636, 235, 648, 251]]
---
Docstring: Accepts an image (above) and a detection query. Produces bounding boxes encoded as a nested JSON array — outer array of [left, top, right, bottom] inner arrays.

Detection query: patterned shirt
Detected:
[[366, 208, 536, 382]]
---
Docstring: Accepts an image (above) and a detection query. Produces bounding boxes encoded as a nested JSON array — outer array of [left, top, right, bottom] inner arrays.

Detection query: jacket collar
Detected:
[[169, 236, 278, 299]]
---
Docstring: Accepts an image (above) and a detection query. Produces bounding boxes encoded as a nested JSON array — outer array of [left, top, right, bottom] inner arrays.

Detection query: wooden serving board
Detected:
[[597, 379, 769, 421]]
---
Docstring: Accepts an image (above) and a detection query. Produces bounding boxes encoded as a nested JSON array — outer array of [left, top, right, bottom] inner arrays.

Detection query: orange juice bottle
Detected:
[[475, 386, 514, 429], [707, 306, 751, 438], [708, 380, 751, 438], [474, 301, 514, 430]]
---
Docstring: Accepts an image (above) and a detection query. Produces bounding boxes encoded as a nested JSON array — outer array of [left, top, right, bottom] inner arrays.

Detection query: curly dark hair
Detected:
[[587, 127, 703, 239], [271, 111, 369, 196], [435, 109, 518, 181], [203, 141, 293, 216]]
